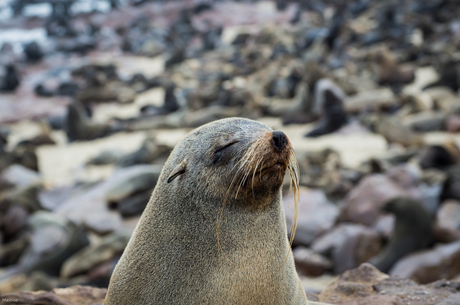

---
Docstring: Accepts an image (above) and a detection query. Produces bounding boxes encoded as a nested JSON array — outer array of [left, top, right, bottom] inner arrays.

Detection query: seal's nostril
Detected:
[[272, 131, 287, 150]]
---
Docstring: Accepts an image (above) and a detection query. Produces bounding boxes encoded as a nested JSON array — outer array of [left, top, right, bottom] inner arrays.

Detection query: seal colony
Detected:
[[104, 117, 308, 304]]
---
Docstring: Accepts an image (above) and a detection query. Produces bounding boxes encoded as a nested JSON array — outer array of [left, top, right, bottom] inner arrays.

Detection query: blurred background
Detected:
[[1, 0, 460, 298]]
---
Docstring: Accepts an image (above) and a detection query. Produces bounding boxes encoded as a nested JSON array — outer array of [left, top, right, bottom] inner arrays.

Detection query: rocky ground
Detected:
[[1, 0, 460, 304]]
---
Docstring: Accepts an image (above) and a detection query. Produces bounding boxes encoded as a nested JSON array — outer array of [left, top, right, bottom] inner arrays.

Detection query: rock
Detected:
[[390, 240, 460, 284], [1, 205, 29, 237], [0, 165, 41, 189], [283, 188, 339, 246], [117, 190, 151, 217], [87, 149, 123, 166], [105, 166, 161, 203], [38, 185, 92, 211], [0, 234, 30, 267], [386, 164, 421, 191], [86, 259, 117, 287], [0, 184, 44, 214], [116, 136, 172, 168], [333, 295, 403, 305], [0, 274, 27, 295], [437, 200, 460, 231], [340, 174, 410, 226], [372, 277, 457, 305], [318, 263, 389, 302], [18, 271, 57, 292], [446, 115, 460, 133], [375, 115, 425, 147], [61, 232, 130, 279], [5, 211, 90, 278], [0, 285, 107, 305], [424, 87, 460, 111], [55, 165, 161, 234], [405, 112, 446, 132], [293, 246, 332, 276], [312, 224, 382, 274], [344, 89, 395, 113], [437, 293, 460, 305]]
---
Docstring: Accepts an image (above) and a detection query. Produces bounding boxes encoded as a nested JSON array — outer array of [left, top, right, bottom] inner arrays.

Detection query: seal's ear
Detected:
[[167, 159, 187, 183]]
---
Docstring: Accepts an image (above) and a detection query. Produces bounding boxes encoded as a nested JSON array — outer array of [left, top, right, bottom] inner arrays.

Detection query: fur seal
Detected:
[[104, 118, 308, 305], [0, 64, 20, 92], [305, 89, 348, 138], [369, 197, 434, 273]]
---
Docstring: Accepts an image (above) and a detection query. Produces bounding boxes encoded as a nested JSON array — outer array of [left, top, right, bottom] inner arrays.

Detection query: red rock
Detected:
[[318, 263, 389, 302], [340, 174, 410, 226], [446, 115, 460, 133]]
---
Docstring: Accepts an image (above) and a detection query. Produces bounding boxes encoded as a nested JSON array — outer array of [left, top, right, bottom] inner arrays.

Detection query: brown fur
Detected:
[[104, 118, 307, 305]]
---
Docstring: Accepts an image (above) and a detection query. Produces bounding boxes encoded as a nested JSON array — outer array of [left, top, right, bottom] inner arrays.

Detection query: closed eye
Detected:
[[213, 141, 238, 163]]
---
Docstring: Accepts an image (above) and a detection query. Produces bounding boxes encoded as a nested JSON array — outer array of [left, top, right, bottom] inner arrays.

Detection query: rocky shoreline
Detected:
[[2, 264, 460, 305]]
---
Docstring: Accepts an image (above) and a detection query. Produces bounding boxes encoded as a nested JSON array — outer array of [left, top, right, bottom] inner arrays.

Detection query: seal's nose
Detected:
[[272, 131, 287, 151]]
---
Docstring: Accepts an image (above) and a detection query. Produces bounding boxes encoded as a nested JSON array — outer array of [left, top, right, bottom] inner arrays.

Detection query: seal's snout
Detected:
[[272, 131, 287, 151]]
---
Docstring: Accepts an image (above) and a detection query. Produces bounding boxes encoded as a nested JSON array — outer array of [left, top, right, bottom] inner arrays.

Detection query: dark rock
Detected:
[[1, 205, 29, 237], [3, 211, 89, 278], [61, 232, 130, 279], [0, 234, 30, 267], [293, 246, 332, 276], [117, 190, 151, 217]]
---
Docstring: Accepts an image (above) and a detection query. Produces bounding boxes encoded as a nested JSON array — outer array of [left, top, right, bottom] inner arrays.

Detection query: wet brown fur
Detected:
[[104, 117, 307, 305]]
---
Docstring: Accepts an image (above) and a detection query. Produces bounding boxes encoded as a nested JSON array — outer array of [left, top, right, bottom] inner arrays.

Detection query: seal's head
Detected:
[[165, 117, 298, 210]]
